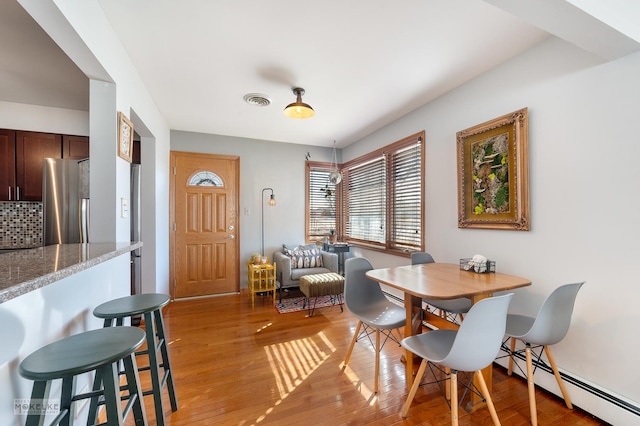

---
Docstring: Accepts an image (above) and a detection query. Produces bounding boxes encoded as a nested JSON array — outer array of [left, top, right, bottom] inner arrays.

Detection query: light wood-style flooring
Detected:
[[131, 290, 607, 425]]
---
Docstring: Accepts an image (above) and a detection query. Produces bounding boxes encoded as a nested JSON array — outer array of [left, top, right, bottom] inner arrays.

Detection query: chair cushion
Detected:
[[282, 244, 323, 269]]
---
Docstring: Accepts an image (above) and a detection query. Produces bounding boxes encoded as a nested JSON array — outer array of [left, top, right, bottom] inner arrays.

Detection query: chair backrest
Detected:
[[441, 293, 513, 372], [410, 252, 435, 265], [523, 282, 585, 346], [344, 257, 389, 315]]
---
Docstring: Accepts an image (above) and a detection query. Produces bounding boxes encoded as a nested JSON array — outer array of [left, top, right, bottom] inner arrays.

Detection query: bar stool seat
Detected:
[[92, 294, 177, 426], [19, 327, 147, 426]]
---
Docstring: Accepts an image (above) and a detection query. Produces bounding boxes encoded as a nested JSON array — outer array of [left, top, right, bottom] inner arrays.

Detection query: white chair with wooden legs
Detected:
[[502, 282, 585, 426], [401, 293, 514, 425], [411, 252, 471, 323], [343, 257, 406, 394]]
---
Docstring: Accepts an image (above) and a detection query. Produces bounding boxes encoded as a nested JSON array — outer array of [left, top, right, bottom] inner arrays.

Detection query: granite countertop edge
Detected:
[[0, 242, 143, 304]]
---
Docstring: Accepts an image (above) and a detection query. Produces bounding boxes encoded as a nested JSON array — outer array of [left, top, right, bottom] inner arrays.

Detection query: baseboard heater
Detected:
[[382, 291, 640, 420], [504, 349, 640, 419]]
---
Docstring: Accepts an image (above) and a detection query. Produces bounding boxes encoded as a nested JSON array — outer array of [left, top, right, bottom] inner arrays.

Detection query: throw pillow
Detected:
[[282, 245, 323, 269]]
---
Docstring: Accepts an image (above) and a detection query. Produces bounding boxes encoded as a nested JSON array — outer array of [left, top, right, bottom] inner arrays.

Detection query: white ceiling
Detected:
[[2, 0, 639, 148]]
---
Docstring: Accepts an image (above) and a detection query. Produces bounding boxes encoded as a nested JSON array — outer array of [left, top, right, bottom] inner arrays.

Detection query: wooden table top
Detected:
[[365, 262, 531, 300]]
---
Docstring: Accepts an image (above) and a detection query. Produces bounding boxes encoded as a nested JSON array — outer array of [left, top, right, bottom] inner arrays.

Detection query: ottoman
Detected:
[[299, 272, 345, 317]]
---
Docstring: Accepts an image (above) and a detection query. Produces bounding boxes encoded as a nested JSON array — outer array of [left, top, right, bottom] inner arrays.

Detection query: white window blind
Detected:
[[343, 157, 386, 244], [389, 141, 422, 250], [307, 166, 337, 241]]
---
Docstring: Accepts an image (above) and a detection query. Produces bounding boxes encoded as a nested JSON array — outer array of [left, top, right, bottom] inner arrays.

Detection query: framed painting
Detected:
[[117, 111, 134, 163], [457, 107, 529, 231]]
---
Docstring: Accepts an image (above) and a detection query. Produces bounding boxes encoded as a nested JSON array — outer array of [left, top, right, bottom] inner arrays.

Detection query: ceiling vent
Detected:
[[243, 93, 272, 107]]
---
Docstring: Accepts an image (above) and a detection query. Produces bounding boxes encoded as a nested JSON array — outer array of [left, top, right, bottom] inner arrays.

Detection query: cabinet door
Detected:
[[16, 131, 62, 201], [0, 129, 16, 201], [62, 135, 89, 159]]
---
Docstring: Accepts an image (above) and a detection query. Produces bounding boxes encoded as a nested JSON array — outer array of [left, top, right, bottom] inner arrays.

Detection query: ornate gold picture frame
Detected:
[[457, 108, 529, 231], [117, 111, 134, 163]]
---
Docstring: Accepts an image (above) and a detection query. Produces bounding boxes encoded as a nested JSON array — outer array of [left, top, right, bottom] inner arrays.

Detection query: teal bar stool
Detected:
[[19, 327, 147, 426], [92, 294, 178, 426]]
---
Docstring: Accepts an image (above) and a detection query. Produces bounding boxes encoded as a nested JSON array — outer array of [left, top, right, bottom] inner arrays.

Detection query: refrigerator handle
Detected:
[[78, 198, 90, 243]]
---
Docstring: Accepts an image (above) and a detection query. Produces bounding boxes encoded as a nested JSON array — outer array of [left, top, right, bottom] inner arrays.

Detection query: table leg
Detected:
[[404, 293, 422, 389]]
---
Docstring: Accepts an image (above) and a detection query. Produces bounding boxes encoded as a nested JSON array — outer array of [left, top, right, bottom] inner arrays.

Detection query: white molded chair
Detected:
[[343, 257, 406, 394], [502, 282, 585, 426], [401, 293, 514, 425], [411, 252, 471, 323]]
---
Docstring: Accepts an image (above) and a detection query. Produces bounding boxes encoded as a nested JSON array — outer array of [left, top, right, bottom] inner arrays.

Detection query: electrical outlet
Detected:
[[121, 197, 129, 218]]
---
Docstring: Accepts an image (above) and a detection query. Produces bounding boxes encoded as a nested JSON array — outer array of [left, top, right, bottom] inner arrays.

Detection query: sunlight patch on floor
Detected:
[[264, 330, 334, 399]]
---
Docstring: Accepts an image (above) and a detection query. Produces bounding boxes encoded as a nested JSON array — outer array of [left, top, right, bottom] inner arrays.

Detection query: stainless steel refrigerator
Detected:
[[43, 158, 90, 246]]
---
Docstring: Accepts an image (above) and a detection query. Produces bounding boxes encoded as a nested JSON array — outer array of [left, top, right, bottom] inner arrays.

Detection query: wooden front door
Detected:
[[170, 151, 239, 298]]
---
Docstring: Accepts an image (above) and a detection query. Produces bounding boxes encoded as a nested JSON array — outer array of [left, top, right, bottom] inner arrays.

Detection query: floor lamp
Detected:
[[261, 188, 276, 256]]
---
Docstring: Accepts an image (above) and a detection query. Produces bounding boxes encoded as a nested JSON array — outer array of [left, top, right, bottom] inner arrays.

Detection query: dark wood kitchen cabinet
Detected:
[[1, 129, 87, 201], [63, 135, 89, 159], [15, 131, 62, 201], [0, 129, 16, 201]]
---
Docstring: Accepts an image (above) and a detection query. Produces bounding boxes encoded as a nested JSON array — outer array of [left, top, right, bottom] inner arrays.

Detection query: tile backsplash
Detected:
[[0, 201, 43, 249]]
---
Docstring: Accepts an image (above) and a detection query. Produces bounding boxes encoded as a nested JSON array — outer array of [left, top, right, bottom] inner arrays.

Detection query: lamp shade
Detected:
[[284, 87, 315, 119]]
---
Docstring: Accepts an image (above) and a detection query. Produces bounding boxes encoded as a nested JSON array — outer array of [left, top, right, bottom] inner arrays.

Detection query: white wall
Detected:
[[0, 101, 89, 136], [347, 37, 640, 424]]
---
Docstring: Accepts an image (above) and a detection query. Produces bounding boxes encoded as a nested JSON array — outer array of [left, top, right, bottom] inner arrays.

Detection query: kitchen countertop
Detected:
[[0, 242, 142, 304]]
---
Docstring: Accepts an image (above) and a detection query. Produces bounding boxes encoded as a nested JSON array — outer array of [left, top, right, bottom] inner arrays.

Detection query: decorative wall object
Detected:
[[117, 111, 134, 163], [457, 108, 529, 230]]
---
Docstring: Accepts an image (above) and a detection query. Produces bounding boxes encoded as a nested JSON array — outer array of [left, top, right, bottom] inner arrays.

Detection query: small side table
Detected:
[[247, 261, 277, 308], [322, 243, 350, 275]]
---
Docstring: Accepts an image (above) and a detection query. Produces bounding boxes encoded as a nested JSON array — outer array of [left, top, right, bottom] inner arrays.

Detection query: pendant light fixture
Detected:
[[329, 140, 343, 184], [284, 87, 315, 119]]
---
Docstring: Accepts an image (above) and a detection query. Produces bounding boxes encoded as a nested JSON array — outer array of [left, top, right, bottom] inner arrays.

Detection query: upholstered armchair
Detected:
[[273, 243, 339, 291]]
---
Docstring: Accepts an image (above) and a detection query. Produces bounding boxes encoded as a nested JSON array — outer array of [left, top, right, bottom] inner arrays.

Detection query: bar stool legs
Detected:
[[142, 306, 178, 423], [92, 294, 178, 426]]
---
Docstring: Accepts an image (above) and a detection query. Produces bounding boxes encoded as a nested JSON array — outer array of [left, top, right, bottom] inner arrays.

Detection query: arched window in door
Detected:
[[188, 171, 224, 187]]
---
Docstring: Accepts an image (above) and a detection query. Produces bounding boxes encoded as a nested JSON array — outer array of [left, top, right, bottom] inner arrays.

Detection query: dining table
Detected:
[[365, 262, 531, 409]]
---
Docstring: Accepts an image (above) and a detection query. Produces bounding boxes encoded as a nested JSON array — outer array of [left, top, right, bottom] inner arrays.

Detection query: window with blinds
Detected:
[[306, 165, 338, 242], [305, 131, 424, 254], [389, 141, 423, 250], [343, 157, 386, 244]]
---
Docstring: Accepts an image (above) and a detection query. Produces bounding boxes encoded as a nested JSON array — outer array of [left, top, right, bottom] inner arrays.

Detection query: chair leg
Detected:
[[475, 370, 501, 426], [344, 321, 362, 366], [544, 345, 573, 409], [374, 329, 380, 393], [507, 337, 516, 375], [450, 370, 459, 426], [525, 344, 538, 426], [401, 359, 428, 418], [445, 367, 451, 400]]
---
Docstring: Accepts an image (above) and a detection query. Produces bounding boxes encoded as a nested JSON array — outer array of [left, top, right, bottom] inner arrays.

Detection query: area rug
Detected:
[[275, 295, 343, 314]]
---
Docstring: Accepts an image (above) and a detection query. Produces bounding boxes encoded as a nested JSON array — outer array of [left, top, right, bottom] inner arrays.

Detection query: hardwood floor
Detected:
[[130, 291, 607, 425]]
